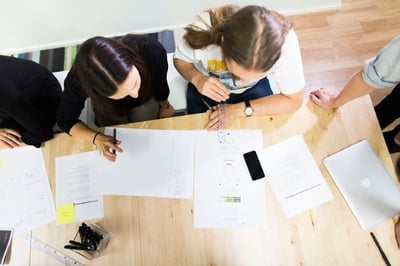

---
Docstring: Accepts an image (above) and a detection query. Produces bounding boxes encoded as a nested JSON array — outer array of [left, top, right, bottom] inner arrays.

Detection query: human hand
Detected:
[[194, 75, 230, 102], [0, 128, 23, 149], [159, 103, 175, 118], [309, 87, 340, 110], [204, 103, 240, 131], [93, 133, 123, 162], [394, 218, 400, 248]]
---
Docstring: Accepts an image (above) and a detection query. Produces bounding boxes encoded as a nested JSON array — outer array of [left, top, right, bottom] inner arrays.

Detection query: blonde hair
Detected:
[[183, 5, 293, 72]]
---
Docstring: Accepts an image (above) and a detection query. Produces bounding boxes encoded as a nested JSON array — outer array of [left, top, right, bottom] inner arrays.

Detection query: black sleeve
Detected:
[[146, 39, 170, 101], [0, 79, 57, 147], [56, 72, 87, 134], [127, 35, 170, 101]]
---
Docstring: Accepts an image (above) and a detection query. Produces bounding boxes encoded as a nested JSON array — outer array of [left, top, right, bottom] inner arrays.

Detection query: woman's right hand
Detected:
[[0, 128, 23, 149], [93, 133, 123, 162], [194, 75, 230, 102]]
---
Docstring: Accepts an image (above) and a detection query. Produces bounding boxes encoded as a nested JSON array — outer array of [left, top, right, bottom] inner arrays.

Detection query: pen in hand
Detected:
[[112, 128, 117, 154], [202, 98, 212, 111]]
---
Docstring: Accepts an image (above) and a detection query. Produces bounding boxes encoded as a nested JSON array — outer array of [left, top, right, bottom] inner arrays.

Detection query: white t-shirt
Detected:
[[174, 12, 305, 95]]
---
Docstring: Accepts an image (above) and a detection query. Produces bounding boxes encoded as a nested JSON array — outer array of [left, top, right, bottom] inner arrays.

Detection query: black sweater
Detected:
[[0, 56, 62, 147]]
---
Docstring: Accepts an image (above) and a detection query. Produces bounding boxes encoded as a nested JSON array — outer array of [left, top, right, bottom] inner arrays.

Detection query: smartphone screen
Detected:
[[243, 151, 265, 180]]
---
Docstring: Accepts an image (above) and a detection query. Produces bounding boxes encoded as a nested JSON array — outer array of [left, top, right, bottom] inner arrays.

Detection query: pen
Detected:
[[208, 71, 219, 78], [217, 102, 226, 144], [370, 232, 391, 266], [112, 128, 116, 154], [202, 98, 212, 111]]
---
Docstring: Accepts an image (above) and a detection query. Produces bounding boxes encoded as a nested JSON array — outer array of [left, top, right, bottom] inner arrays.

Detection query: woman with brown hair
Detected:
[[57, 35, 175, 161], [174, 5, 305, 130]]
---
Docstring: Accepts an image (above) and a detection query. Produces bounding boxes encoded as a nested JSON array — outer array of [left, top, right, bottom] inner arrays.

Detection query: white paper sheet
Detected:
[[194, 130, 267, 228], [261, 135, 333, 217], [55, 151, 104, 224], [0, 146, 56, 234], [93, 128, 196, 198]]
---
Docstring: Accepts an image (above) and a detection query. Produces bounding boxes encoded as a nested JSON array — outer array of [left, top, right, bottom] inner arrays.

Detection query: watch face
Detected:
[[245, 107, 253, 116]]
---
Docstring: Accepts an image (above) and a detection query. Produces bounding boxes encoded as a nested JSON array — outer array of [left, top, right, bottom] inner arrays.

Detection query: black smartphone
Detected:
[[243, 150, 265, 180]]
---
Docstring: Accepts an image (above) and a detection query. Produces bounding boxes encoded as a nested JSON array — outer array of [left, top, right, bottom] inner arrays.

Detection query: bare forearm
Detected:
[[206, 91, 304, 130], [250, 90, 304, 116], [173, 58, 230, 102], [173, 58, 204, 86], [332, 69, 375, 108], [69, 122, 100, 143], [69, 122, 122, 162]]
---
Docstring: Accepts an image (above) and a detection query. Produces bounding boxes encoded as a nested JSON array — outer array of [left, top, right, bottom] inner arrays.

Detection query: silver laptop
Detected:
[[323, 139, 400, 230]]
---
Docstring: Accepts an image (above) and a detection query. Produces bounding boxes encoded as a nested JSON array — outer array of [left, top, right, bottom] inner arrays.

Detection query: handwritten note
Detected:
[[0, 146, 56, 234], [56, 203, 75, 224]]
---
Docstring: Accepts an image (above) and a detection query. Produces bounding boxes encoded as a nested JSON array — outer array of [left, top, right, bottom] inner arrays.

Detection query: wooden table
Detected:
[[8, 96, 400, 265]]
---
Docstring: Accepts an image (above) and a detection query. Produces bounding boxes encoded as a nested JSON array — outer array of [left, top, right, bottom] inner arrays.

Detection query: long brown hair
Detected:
[[71, 36, 150, 100], [183, 5, 293, 72], [183, 5, 240, 49]]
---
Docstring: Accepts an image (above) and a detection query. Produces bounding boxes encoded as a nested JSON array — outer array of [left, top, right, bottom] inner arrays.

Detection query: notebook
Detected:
[[323, 139, 400, 230]]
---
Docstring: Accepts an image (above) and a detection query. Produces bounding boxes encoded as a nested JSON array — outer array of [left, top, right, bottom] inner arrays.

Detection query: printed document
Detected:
[[0, 146, 56, 234], [93, 128, 196, 198], [194, 130, 267, 228], [55, 151, 104, 224], [261, 135, 333, 217]]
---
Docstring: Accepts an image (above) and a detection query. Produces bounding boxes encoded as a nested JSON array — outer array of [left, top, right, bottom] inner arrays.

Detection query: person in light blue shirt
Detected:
[[310, 34, 400, 249], [310, 34, 400, 153]]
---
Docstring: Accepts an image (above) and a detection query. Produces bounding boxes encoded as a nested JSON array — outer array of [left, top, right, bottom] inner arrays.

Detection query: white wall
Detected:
[[0, 0, 341, 55]]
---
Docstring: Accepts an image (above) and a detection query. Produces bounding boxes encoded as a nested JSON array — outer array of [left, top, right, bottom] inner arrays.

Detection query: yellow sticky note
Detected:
[[0, 160, 3, 168], [56, 203, 75, 224]]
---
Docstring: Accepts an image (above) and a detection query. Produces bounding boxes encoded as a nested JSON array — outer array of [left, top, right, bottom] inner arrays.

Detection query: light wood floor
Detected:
[[289, 0, 400, 175], [290, 0, 400, 100]]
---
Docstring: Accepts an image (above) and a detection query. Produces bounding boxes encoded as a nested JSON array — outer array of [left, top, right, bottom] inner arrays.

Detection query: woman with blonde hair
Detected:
[[174, 5, 305, 129]]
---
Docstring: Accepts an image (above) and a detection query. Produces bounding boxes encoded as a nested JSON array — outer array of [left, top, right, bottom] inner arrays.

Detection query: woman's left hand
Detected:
[[205, 103, 240, 131]]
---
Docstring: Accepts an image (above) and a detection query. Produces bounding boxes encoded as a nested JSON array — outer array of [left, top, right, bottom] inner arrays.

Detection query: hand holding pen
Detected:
[[203, 100, 246, 131], [92, 129, 123, 162], [202, 99, 227, 131], [194, 73, 230, 102]]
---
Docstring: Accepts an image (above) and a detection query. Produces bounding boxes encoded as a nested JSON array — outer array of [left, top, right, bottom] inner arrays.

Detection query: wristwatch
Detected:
[[244, 101, 253, 117]]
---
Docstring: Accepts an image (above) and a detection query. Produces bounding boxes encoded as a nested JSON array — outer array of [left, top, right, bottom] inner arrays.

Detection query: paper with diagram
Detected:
[[0, 146, 56, 234], [194, 130, 267, 228]]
